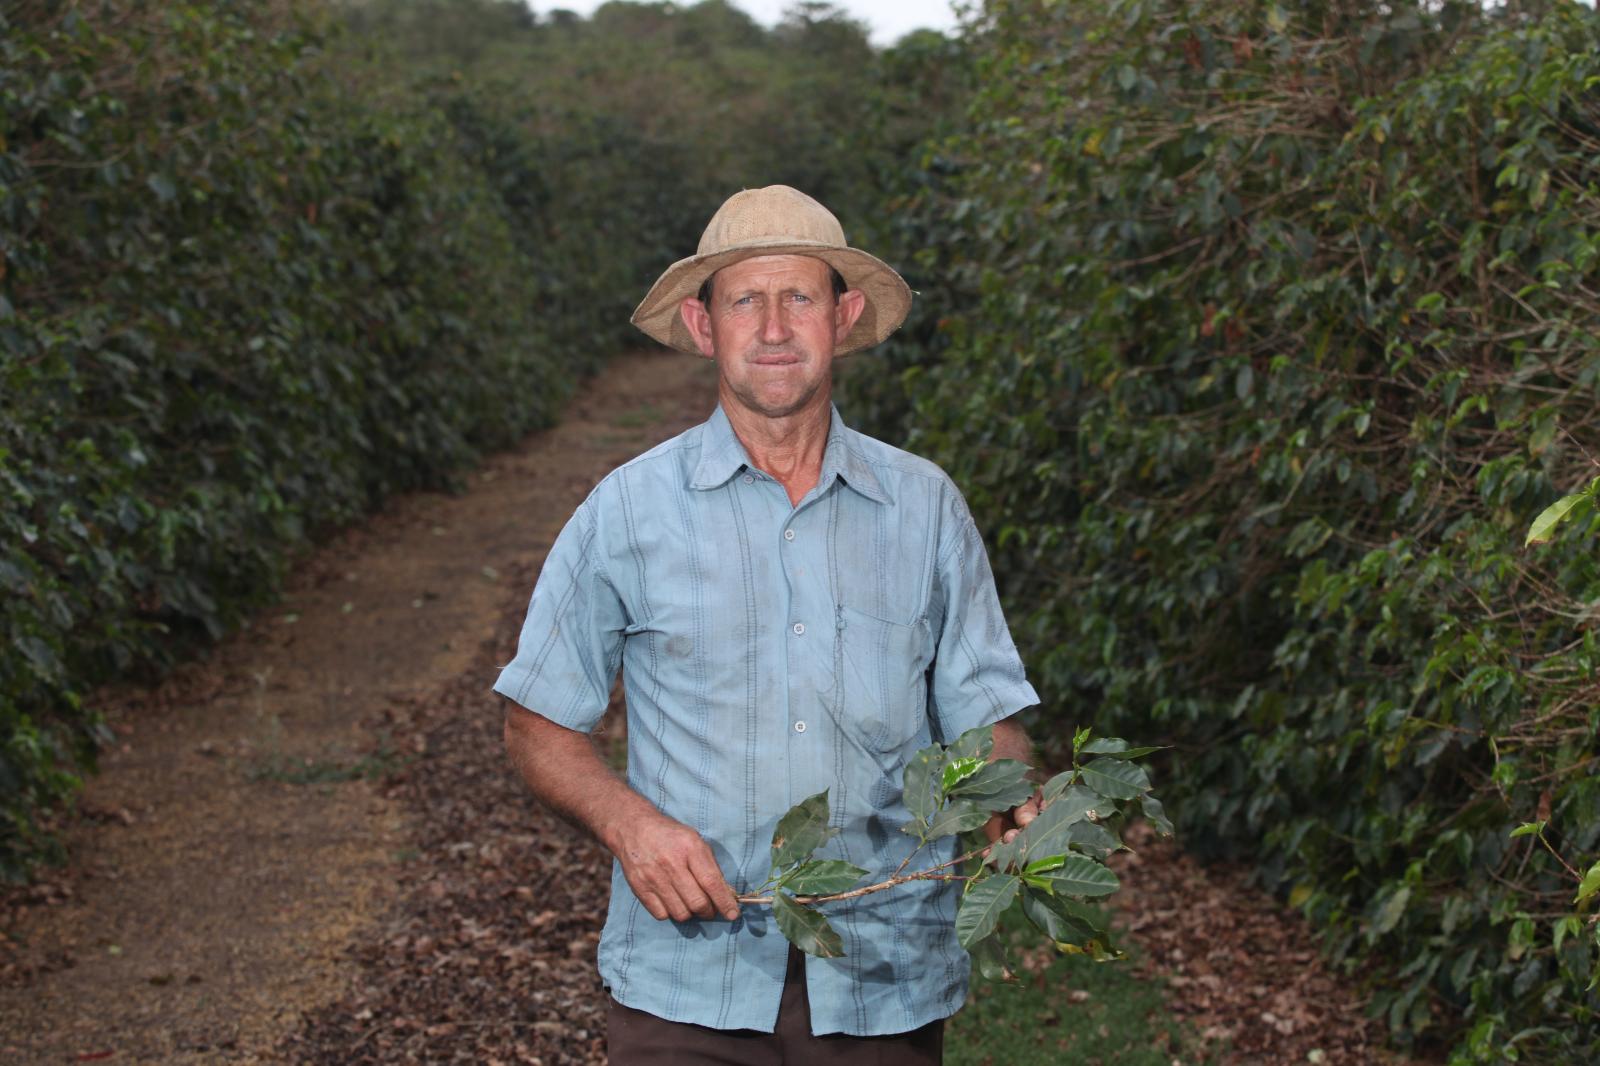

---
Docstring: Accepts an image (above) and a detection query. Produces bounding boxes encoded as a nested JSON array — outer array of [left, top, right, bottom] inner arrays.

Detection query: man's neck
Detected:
[[721, 388, 832, 507]]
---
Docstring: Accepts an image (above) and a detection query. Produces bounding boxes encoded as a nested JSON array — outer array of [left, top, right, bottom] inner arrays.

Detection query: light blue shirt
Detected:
[[493, 403, 1038, 1036]]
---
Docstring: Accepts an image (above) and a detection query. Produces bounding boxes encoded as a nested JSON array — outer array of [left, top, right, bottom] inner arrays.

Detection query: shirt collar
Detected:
[[688, 403, 890, 505]]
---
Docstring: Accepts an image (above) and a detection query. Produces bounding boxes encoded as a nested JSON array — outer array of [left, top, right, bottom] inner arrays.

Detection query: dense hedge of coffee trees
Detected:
[[3, 1, 561, 872], [0, 0, 906, 876], [843, 1, 1600, 1059]]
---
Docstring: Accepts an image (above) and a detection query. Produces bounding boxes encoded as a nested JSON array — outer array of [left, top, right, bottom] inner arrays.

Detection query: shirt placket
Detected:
[[743, 468, 837, 814]]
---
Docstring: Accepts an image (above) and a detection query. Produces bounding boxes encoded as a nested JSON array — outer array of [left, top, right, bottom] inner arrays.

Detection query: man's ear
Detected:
[[679, 296, 717, 359], [833, 288, 867, 346]]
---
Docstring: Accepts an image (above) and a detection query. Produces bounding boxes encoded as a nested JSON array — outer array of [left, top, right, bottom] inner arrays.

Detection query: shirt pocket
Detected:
[[833, 603, 934, 754]]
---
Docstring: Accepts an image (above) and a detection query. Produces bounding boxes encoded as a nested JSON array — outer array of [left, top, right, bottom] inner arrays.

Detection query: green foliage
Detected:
[[772, 891, 846, 959], [770, 789, 843, 870], [0, 0, 590, 874], [1526, 476, 1599, 546], [751, 725, 1162, 970], [841, 0, 1600, 1058]]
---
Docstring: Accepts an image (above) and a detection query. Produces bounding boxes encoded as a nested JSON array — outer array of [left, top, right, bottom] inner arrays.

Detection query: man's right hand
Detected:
[[609, 811, 741, 923], [502, 706, 740, 923]]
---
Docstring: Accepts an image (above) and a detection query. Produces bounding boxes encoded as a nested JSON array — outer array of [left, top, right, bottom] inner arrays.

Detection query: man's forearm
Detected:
[[991, 715, 1034, 766], [501, 702, 653, 854], [502, 701, 740, 922]]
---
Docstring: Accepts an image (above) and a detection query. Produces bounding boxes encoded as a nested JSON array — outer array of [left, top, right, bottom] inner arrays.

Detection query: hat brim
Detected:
[[630, 239, 912, 357]]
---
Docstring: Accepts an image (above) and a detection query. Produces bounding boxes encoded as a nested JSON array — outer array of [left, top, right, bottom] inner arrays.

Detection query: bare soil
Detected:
[[1, 350, 1428, 1065]]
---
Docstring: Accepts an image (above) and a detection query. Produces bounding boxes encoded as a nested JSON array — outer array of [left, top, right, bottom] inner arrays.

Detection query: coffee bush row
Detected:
[[0, 0, 645, 873], [844, 2, 1600, 1059]]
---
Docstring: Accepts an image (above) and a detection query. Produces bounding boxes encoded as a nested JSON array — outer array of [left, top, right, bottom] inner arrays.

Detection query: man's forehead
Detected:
[[711, 254, 833, 289]]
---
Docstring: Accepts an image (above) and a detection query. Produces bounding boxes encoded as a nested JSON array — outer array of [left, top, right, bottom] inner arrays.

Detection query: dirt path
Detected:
[[3, 349, 1419, 1065], [0, 351, 717, 1064]]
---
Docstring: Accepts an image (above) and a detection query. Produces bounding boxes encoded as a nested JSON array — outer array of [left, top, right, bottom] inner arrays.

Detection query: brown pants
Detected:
[[605, 946, 945, 1064]]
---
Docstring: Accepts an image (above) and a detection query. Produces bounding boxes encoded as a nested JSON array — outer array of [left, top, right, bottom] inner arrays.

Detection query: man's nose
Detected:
[[758, 300, 791, 344]]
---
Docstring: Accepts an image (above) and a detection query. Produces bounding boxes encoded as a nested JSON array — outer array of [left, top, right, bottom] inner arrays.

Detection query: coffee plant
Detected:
[[841, 1, 1600, 1059], [737, 724, 1166, 974]]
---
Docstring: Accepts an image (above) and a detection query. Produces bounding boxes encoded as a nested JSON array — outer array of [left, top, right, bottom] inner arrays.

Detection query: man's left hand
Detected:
[[983, 715, 1040, 846], [983, 790, 1041, 846]]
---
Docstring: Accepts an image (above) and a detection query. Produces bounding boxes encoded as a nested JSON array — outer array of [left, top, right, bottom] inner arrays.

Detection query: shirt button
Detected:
[[742, 474, 754, 485], [783, 529, 795, 541], [794, 721, 807, 734], [792, 622, 805, 636]]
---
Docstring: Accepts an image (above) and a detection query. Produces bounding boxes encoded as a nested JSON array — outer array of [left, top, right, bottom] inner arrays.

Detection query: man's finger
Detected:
[[655, 880, 694, 923], [635, 889, 670, 922], [687, 846, 741, 921], [631, 863, 693, 923], [678, 885, 715, 919]]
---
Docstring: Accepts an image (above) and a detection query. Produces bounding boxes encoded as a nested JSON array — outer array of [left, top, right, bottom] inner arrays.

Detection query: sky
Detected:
[[525, 1, 965, 47]]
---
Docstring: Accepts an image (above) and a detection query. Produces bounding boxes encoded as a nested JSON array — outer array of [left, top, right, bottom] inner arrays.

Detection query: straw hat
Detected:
[[630, 185, 912, 356]]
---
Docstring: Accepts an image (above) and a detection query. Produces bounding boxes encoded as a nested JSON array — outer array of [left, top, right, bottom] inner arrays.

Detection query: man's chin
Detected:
[[727, 386, 826, 421]]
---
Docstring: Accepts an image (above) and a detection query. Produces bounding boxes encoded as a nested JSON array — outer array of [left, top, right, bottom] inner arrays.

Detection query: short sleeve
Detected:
[[926, 485, 1039, 742], [492, 498, 627, 732]]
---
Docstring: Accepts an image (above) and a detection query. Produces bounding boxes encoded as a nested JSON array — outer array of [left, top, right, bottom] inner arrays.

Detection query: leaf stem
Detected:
[[739, 845, 989, 907], [1533, 825, 1585, 883]]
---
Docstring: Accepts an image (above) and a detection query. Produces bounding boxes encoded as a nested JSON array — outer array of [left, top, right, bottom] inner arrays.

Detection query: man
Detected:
[[498, 185, 1039, 1064]]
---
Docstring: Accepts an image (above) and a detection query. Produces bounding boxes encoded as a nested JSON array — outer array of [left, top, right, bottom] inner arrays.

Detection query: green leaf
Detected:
[[1372, 885, 1411, 937], [771, 790, 839, 870], [947, 758, 1035, 812], [1508, 821, 1545, 840], [1078, 758, 1150, 799], [958, 828, 992, 875], [1139, 794, 1174, 836], [773, 893, 845, 958], [1554, 915, 1581, 953], [901, 744, 942, 826], [1526, 481, 1598, 546], [956, 873, 1021, 948], [988, 788, 1102, 872], [147, 173, 176, 203], [1576, 861, 1600, 905], [941, 756, 986, 792], [1021, 886, 1105, 945], [1040, 770, 1082, 805], [947, 725, 994, 762], [967, 930, 1014, 980], [925, 799, 991, 840], [1080, 741, 1163, 760], [1031, 855, 1120, 897], [782, 859, 868, 897], [1062, 819, 1121, 859]]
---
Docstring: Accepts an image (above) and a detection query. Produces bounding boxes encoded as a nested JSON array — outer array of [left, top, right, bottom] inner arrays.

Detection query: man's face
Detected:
[[679, 255, 865, 422]]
